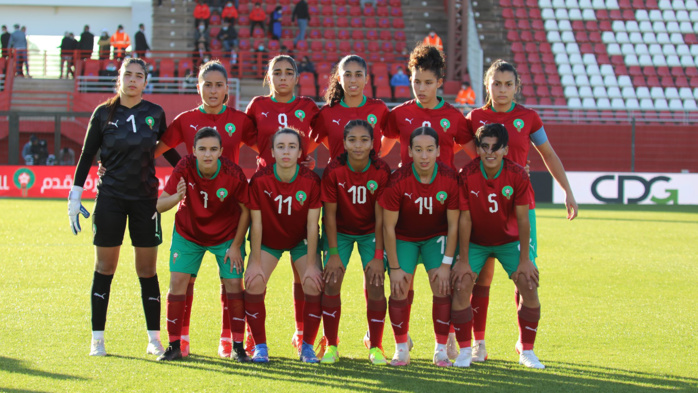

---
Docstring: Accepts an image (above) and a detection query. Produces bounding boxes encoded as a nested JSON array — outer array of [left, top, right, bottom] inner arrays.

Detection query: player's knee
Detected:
[[365, 283, 385, 301], [223, 278, 244, 294], [245, 274, 266, 294]]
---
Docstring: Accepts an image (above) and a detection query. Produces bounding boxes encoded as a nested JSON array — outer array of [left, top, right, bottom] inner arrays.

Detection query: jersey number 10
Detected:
[[347, 185, 367, 204]]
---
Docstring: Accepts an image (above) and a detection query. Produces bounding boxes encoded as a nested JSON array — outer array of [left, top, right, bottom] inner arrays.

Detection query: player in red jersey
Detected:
[[310, 55, 390, 161], [383, 44, 472, 169], [244, 128, 324, 363], [451, 123, 544, 369], [461, 60, 578, 362], [380, 127, 460, 367], [319, 120, 391, 365], [245, 55, 319, 353], [156, 128, 251, 362], [154, 60, 256, 358]]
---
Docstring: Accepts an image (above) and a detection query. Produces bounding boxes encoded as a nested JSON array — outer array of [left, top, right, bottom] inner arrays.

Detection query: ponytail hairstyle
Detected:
[[482, 59, 521, 109], [324, 54, 368, 106], [408, 44, 445, 80], [271, 127, 303, 151], [409, 126, 440, 148], [103, 57, 148, 123], [337, 119, 379, 168], [198, 60, 230, 106], [263, 54, 299, 92]]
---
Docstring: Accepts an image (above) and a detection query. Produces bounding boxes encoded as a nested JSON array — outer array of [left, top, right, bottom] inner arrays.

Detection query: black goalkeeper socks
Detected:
[[139, 274, 161, 331], [91, 271, 114, 331]]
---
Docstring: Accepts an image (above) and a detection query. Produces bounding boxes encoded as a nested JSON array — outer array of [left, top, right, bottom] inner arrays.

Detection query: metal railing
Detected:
[[467, 0, 484, 108]]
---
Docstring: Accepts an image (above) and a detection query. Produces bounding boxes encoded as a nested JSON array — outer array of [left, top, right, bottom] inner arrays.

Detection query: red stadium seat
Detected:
[[309, 17, 321, 27], [268, 40, 280, 51], [323, 29, 335, 40], [317, 62, 333, 75], [642, 66, 656, 77], [159, 59, 176, 78], [209, 38, 222, 50], [322, 16, 334, 27], [296, 40, 309, 51], [310, 40, 323, 52], [394, 85, 411, 99], [536, 85, 549, 97], [349, 6, 362, 16], [365, 17, 377, 28], [367, 41, 380, 53], [375, 85, 392, 99], [83, 59, 100, 76], [237, 15, 249, 26], [392, 18, 404, 29], [353, 41, 365, 52], [551, 86, 564, 98], [367, 30, 378, 40], [338, 30, 350, 40], [363, 6, 375, 16], [178, 58, 193, 77], [379, 30, 391, 41], [352, 30, 364, 40], [209, 26, 221, 37], [505, 20, 517, 30], [373, 63, 389, 78], [339, 41, 351, 52], [395, 31, 406, 41], [377, 6, 389, 16], [350, 17, 362, 28], [378, 18, 390, 29], [390, 7, 403, 17], [321, 6, 333, 16], [381, 41, 394, 53], [252, 28, 265, 38], [515, 9, 527, 19], [309, 29, 321, 40], [238, 39, 250, 51], [238, 28, 250, 39], [282, 29, 294, 38], [325, 40, 337, 52], [660, 76, 675, 87], [389, 0, 401, 6]]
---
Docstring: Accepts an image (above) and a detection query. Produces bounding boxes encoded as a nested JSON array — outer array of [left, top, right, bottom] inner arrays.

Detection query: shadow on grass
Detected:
[[0, 355, 86, 392], [0, 389, 49, 393], [108, 354, 698, 392]]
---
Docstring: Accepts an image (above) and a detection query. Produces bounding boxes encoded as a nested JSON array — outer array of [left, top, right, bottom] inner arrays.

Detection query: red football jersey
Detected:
[[465, 104, 544, 208], [379, 163, 459, 242], [459, 157, 531, 246], [247, 164, 322, 250], [321, 157, 391, 236], [245, 95, 319, 168], [310, 96, 388, 161], [384, 98, 471, 169], [160, 106, 256, 164], [165, 155, 249, 247]]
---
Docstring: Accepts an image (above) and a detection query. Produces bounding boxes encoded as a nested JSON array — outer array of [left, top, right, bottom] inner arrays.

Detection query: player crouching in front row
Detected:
[[156, 127, 251, 362], [451, 123, 544, 369]]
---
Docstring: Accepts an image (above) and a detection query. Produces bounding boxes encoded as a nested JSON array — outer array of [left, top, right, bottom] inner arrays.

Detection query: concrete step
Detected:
[[12, 78, 73, 91]]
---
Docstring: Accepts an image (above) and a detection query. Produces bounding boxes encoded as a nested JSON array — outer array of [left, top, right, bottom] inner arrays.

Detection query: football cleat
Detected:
[[472, 340, 488, 362], [291, 332, 303, 355], [320, 345, 340, 364], [315, 336, 328, 359], [363, 330, 371, 349], [157, 345, 182, 361], [446, 332, 458, 360], [245, 331, 255, 356], [218, 339, 232, 358], [368, 347, 387, 366], [251, 344, 269, 363], [519, 350, 545, 369], [390, 347, 410, 366], [300, 343, 320, 363], [433, 347, 452, 367], [408, 334, 414, 351], [454, 347, 472, 368], [232, 343, 251, 362], [89, 339, 106, 356], [146, 340, 166, 357], [181, 339, 190, 357]]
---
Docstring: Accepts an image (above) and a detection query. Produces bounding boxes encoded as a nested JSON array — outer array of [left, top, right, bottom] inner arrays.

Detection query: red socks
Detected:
[[226, 292, 245, 342], [518, 305, 540, 350], [303, 294, 322, 345], [322, 294, 341, 346], [366, 298, 387, 349], [244, 291, 266, 345], [166, 293, 186, 343], [432, 296, 451, 345], [452, 306, 474, 348], [181, 282, 194, 336], [293, 283, 305, 333], [220, 284, 231, 339], [388, 297, 410, 344], [471, 284, 490, 341]]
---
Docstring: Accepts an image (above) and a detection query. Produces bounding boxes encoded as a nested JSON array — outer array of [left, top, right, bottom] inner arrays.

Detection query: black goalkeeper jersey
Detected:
[[74, 100, 167, 200]]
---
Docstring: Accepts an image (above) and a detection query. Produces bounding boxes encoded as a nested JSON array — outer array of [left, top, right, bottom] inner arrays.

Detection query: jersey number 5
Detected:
[[488, 193, 498, 213]]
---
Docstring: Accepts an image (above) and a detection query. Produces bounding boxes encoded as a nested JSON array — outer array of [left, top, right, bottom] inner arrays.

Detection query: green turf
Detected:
[[1, 200, 697, 392]]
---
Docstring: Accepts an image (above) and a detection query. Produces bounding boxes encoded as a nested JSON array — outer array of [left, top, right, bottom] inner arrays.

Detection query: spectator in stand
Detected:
[[269, 6, 283, 40], [194, 0, 212, 29], [218, 21, 238, 55], [229, 45, 238, 73], [22, 135, 37, 165], [8, 24, 27, 77], [21, 26, 32, 77], [59, 31, 78, 79], [59, 147, 76, 166], [298, 55, 315, 75], [98, 29, 111, 60], [193, 42, 211, 68], [292, 0, 310, 46], [194, 22, 210, 51], [32, 138, 49, 166], [1, 25, 10, 58], [110, 25, 131, 61], [79, 25, 94, 60], [209, 0, 224, 14], [455, 81, 476, 111], [249, 3, 266, 37], [222, 1, 238, 25], [423, 30, 443, 51], [390, 66, 410, 87], [134, 24, 150, 58]]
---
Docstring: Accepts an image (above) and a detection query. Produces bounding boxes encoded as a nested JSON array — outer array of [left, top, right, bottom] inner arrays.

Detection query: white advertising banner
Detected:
[[552, 172, 698, 205]]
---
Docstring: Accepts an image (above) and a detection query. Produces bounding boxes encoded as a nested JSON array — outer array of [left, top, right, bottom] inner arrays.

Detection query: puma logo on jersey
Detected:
[[404, 193, 413, 199], [479, 120, 488, 126], [525, 326, 538, 332], [391, 321, 404, 328], [245, 311, 259, 319], [323, 310, 338, 318], [471, 190, 480, 197], [338, 182, 345, 188], [148, 296, 160, 302], [188, 182, 195, 190], [332, 119, 341, 125], [189, 124, 198, 130], [261, 112, 269, 117], [436, 319, 450, 326], [405, 118, 415, 124], [309, 313, 322, 319], [107, 120, 118, 127], [167, 318, 178, 324], [264, 190, 273, 197], [93, 293, 106, 300]]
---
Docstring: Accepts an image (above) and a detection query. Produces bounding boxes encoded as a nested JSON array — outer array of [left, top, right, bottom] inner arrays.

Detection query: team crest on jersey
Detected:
[[502, 185, 514, 199], [217, 188, 228, 201], [367, 180, 378, 195], [440, 118, 450, 133], [145, 116, 155, 129], [436, 191, 448, 205], [295, 110, 306, 122], [225, 123, 236, 137], [367, 114, 377, 126], [513, 119, 524, 133], [296, 190, 307, 206]]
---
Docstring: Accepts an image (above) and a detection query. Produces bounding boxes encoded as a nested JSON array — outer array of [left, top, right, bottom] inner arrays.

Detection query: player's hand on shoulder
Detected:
[[323, 254, 345, 284]]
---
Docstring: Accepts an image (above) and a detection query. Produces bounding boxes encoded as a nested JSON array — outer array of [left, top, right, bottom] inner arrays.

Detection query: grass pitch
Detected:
[[0, 200, 696, 392]]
